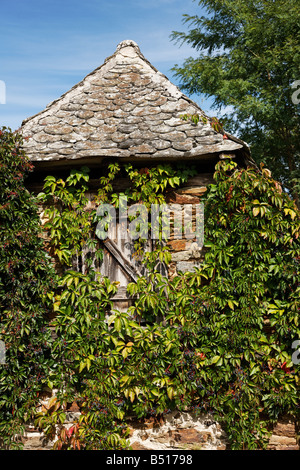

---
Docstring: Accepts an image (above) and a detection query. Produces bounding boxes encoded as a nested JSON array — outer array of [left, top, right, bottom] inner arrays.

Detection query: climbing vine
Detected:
[[126, 160, 300, 449], [37, 157, 299, 450], [0, 128, 55, 449], [0, 127, 299, 450], [35, 161, 198, 449]]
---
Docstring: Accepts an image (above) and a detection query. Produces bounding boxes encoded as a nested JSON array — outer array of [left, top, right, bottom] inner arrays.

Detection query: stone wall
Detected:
[[127, 411, 228, 451], [267, 416, 299, 450], [21, 399, 299, 451], [19, 394, 299, 452], [165, 180, 207, 278]]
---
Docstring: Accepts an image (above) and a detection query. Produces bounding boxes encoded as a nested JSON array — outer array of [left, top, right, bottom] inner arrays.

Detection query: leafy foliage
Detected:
[[171, 0, 300, 206], [0, 129, 299, 449], [124, 160, 300, 449], [0, 128, 55, 448], [34, 161, 196, 450], [36, 159, 299, 450], [37, 166, 98, 267]]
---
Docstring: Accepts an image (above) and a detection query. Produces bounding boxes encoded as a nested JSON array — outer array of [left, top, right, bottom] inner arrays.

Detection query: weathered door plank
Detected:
[[103, 238, 141, 282]]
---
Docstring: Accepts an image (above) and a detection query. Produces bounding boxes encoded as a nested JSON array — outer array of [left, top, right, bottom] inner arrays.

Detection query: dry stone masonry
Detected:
[[21, 403, 299, 451]]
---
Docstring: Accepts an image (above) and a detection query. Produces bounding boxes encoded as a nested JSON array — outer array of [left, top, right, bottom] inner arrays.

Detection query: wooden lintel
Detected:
[[219, 153, 236, 160]]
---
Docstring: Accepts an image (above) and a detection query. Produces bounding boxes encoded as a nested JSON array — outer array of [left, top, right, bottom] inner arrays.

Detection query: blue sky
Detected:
[[0, 0, 214, 131], [0, 0, 216, 130]]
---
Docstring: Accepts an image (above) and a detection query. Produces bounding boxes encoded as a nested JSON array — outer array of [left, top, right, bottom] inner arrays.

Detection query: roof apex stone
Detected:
[[21, 40, 249, 165], [116, 39, 140, 50]]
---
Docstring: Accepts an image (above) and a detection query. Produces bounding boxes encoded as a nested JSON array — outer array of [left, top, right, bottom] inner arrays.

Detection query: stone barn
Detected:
[[21, 39, 252, 311]]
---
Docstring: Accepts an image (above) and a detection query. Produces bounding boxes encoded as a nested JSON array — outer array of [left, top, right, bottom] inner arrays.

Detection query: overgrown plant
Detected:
[[35, 161, 196, 450], [1, 131, 299, 450], [0, 127, 55, 449], [127, 160, 300, 449], [37, 159, 299, 450]]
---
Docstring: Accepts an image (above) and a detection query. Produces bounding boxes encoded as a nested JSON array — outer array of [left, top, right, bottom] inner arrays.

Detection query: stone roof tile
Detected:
[[21, 40, 248, 163]]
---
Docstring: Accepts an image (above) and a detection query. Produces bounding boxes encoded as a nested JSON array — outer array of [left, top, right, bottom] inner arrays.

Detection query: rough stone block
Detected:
[[177, 186, 207, 196], [173, 141, 193, 151], [168, 240, 190, 252], [166, 192, 200, 204], [131, 144, 156, 154], [271, 419, 297, 438], [171, 251, 191, 262], [76, 110, 94, 119], [268, 435, 297, 446], [176, 261, 200, 273], [130, 441, 149, 450]]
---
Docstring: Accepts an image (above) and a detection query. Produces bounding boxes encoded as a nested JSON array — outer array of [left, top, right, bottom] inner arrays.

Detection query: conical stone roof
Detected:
[[21, 40, 246, 165]]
